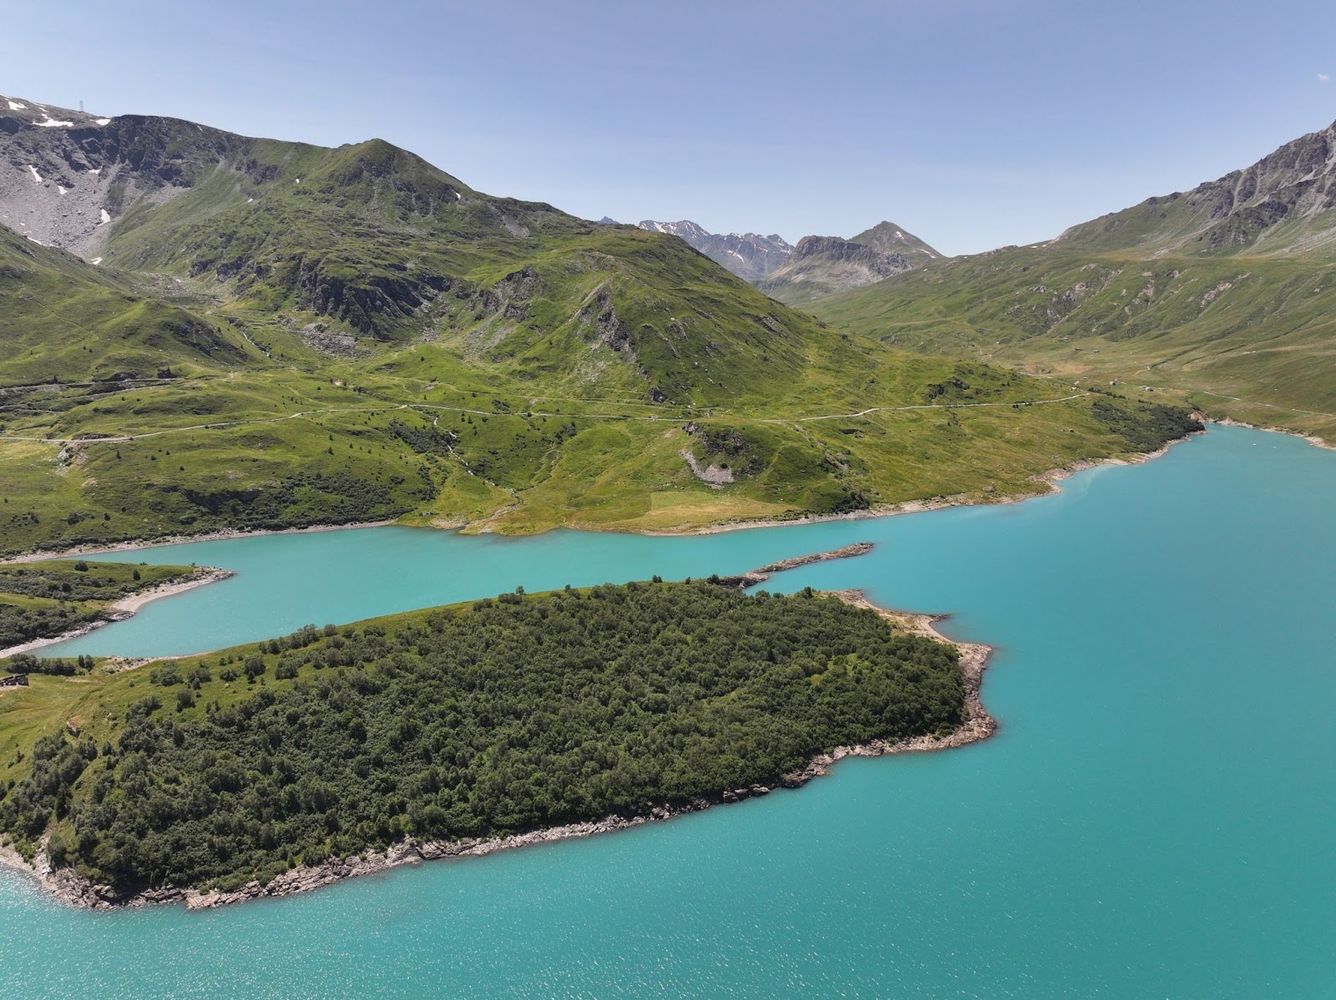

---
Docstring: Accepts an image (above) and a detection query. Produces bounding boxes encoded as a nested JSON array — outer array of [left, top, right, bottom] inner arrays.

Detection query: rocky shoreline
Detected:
[[717, 541, 875, 588], [0, 567, 234, 659], [0, 591, 995, 912]]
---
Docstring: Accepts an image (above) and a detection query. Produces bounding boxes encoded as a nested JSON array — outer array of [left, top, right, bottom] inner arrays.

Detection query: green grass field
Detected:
[[0, 337, 1199, 553]]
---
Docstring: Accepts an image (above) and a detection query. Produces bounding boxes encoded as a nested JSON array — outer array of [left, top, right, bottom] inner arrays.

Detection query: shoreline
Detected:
[[2, 420, 1325, 563], [650, 429, 1199, 537], [5, 519, 399, 565], [720, 541, 875, 588], [0, 591, 994, 911], [2, 422, 1224, 562], [0, 568, 234, 659], [1211, 416, 1334, 452]]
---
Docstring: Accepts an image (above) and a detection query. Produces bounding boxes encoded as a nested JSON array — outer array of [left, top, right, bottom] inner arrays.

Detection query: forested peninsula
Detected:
[[0, 580, 983, 908]]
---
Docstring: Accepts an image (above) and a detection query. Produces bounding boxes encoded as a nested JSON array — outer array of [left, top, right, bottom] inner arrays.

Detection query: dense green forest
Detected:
[[0, 560, 191, 649], [0, 581, 963, 895]]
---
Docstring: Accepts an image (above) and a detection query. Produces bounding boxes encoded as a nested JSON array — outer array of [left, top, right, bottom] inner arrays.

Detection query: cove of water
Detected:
[[4, 425, 1335, 997]]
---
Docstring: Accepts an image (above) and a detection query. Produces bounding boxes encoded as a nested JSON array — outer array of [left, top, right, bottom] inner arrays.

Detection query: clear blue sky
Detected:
[[5, 0, 1335, 255]]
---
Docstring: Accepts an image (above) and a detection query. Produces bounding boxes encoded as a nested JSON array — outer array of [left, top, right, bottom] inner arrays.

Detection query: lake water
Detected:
[[4, 424, 1334, 997]]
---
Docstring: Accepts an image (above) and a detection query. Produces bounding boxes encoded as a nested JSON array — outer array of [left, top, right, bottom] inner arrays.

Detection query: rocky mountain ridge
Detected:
[[635, 219, 793, 282], [807, 115, 1336, 444], [1058, 117, 1336, 255], [635, 216, 944, 301], [758, 222, 943, 304], [0, 95, 242, 258]]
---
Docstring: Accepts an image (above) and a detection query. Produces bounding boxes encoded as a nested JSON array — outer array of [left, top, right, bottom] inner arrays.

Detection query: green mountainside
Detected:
[[810, 121, 1336, 441], [0, 94, 1198, 553], [0, 225, 251, 383]]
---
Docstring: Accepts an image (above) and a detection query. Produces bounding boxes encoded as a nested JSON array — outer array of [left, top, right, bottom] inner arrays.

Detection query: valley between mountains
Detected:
[[810, 119, 1336, 442]]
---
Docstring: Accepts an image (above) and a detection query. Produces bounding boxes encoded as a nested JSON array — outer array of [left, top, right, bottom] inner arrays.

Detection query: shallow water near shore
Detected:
[[5, 424, 1335, 997]]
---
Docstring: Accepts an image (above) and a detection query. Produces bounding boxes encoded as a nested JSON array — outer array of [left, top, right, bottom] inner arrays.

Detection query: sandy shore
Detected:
[[0, 590, 995, 911], [0, 568, 233, 659]]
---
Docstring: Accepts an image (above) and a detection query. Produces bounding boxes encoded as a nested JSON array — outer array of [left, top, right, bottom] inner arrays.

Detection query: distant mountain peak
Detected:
[[758, 222, 944, 305], [851, 221, 942, 259], [636, 220, 793, 282], [633, 215, 944, 302]]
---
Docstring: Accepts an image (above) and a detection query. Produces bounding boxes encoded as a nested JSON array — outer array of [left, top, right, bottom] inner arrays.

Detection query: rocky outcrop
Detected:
[[716, 541, 875, 587], [680, 449, 734, 487], [1058, 117, 1336, 254], [482, 266, 543, 321], [576, 283, 634, 358], [289, 256, 451, 339], [759, 222, 943, 303]]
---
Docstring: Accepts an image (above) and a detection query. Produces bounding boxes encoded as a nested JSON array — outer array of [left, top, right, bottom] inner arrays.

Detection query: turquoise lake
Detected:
[[3, 424, 1334, 997]]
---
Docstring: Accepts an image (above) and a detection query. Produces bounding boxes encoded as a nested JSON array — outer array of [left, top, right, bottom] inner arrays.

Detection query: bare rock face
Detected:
[[681, 448, 735, 487], [0, 94, 250, 258], [1058, 118, 1336, 254], [793, 235, 911, 273], [759, 234, 910, 298], [850, 221, 942, 262], [759, 222, 944, 304]]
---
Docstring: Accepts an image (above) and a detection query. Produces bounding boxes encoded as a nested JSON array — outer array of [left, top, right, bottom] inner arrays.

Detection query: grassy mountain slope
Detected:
[[0, 97, 1201, 553], [810, 123, 1336, 441], [0, 226, 253, 384]]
